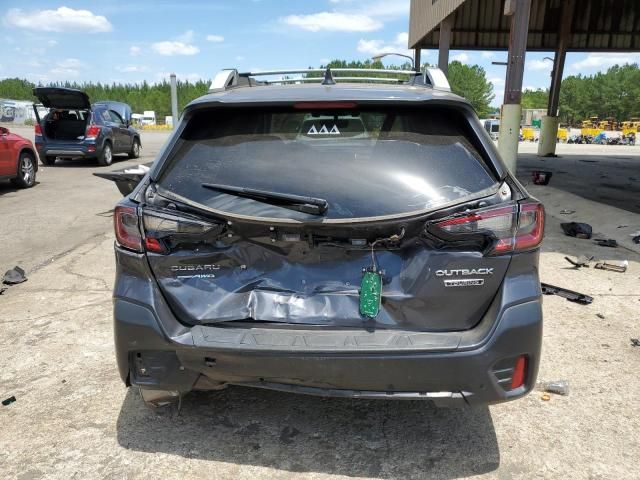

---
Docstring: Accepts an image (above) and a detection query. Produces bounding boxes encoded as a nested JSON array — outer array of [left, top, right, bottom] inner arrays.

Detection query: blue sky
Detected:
[[2, 1, 640, 106]]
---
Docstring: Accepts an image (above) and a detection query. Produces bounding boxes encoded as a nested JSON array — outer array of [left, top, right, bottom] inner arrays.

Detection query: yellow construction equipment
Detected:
[[522, 127, 536, 142], [622, 118, 640, 135], [581, 117, 602, 137], [557, 127, 568, 142]]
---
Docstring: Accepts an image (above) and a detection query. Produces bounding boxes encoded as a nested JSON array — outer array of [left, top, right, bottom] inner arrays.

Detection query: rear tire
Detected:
[[128, 138, 141, 159], [97, 142, 113, 166], [11, 152, 36, 189], [42, 156, 56, 166]]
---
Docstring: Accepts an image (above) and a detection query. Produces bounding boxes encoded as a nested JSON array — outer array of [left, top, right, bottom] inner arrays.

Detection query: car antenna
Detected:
[[321, 67, 335, 86]]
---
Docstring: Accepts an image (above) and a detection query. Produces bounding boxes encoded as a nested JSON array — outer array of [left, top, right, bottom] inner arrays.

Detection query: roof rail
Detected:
[[207, 67, 451, 92]]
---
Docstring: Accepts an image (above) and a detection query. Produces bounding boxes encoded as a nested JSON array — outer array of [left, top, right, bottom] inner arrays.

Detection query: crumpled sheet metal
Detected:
[[151, 240, 509, 331]]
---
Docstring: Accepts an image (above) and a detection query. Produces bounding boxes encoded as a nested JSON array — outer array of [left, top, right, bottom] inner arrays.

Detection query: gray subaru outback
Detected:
[[112, 67, 544, 409]]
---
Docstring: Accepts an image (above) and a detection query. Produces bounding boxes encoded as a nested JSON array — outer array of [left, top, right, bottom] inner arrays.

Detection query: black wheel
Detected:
[[128, 138, 141, 159], [42, 155, 56, 166], [11, 152, 36, 188], [97, 142, 113, 166]]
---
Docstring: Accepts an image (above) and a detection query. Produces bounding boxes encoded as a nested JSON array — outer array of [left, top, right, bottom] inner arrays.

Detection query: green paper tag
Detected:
[[360, 270, 382, 318]]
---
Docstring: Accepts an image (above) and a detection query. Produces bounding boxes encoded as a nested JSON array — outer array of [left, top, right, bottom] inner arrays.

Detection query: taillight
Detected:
[[433, 201, 544, 255], [34, 124, 42, 135], [293, 102, 358, 109], [86, 124, 101, 139], [114, 206, 142, 252], [141, 208, 221, 255], [514, 202, 545, 251]]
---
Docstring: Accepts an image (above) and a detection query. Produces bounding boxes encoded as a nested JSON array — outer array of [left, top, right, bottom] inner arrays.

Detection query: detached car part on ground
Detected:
[[32, 87, 141, 167], [0, 126, 38, 188], [112, 68, 545, 409]]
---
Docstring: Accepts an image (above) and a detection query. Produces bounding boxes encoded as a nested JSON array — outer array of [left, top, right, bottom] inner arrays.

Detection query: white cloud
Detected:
[[176, 30, 195, 43], [489, 76, 505, 86], [570, 52, 640, 71], [451, 53, 470, 64], [281, 0, 407, 33], [47, 40, 57, 47], [116, 65, 148, 73], [357, 32, 410, 58], [282, 12, 382, 32], [57, 58, 84, 69], [206, 34, 224, 42], [152, 41, 199, 56], [5, 7, 112, 33], [527, 59, 553, 72], [49, 59, 85, 78], [129, 46, 141, 56], [235, 55, 245, 61], [481, 51, 495, 59]]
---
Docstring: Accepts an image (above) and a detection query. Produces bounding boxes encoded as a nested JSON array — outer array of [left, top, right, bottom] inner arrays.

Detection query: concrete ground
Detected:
[[517, 142, 640, 214], [1, 126, 639, 479]]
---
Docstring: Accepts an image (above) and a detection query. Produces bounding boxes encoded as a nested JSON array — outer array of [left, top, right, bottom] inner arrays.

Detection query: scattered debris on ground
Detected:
[[541, 394, 551, 401], [565, 255, 594, 268], [561, 222, 592, 239], [594, 260, 628, 273], [597, 313, 605, 319], [2, 396, 16, 406], [2, 266, 27, 285], [631, 339, 640, 347], [559, 209, 576, 215], [538, 380, 570, 396], [541, 283, 593, 305], [564, 256, 627, 272], [532, 170, 553, 185], [594, 239, 618, 248]]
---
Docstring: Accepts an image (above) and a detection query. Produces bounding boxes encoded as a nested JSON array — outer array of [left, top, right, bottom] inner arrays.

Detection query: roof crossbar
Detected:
[[208, 67, 452, 92]]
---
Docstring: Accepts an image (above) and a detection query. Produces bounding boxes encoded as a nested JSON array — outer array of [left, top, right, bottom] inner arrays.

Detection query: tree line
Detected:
[[2, 62, 639, 124], [0, 77, 210, 120], [522, 64, 640, 125]]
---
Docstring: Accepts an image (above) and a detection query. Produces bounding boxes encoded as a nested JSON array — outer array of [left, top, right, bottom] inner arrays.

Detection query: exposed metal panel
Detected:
[[410, 0, 640, 52], [409, 0, 467, 47]]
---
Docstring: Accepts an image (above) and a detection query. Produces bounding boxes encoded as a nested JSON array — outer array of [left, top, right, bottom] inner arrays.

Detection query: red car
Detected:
[[0, 126, 38, 188]]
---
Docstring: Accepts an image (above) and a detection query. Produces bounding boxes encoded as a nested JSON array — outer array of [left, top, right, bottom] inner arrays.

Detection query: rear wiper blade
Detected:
[[202, 183, 329, 216]]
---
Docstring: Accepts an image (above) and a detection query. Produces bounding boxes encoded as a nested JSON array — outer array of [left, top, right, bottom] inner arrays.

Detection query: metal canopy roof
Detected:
[[409, 0, 640, 52]]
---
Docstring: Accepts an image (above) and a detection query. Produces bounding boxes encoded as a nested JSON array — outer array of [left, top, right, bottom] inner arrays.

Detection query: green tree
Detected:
[[522, 89, 549, 109], [446, 61, 494, 117]]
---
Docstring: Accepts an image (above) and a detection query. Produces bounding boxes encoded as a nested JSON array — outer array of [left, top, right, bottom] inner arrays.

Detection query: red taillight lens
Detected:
[[114, 206, 142, 252], [434, 201, 544, 255], [514, 202, 545, 251], [293, 102, 358, 109], [510, 355, 528, 390], [144, 237, 166, 254], [86, 124, 101, 139], [34, 124, 42, 135]]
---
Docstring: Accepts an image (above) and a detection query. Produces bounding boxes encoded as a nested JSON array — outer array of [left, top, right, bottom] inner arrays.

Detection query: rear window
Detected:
[[158, 106, 498, 220]]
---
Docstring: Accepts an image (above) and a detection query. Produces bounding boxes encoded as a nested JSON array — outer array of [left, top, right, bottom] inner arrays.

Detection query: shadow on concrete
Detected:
[[45, 156, 131, 168], [117, 387, 499, 479], [517, 153, 640, 214], [0, 180, 40, 196]]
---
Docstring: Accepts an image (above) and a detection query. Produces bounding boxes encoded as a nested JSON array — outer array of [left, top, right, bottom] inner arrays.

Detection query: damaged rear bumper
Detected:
[[114, 295, 542, 407]]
